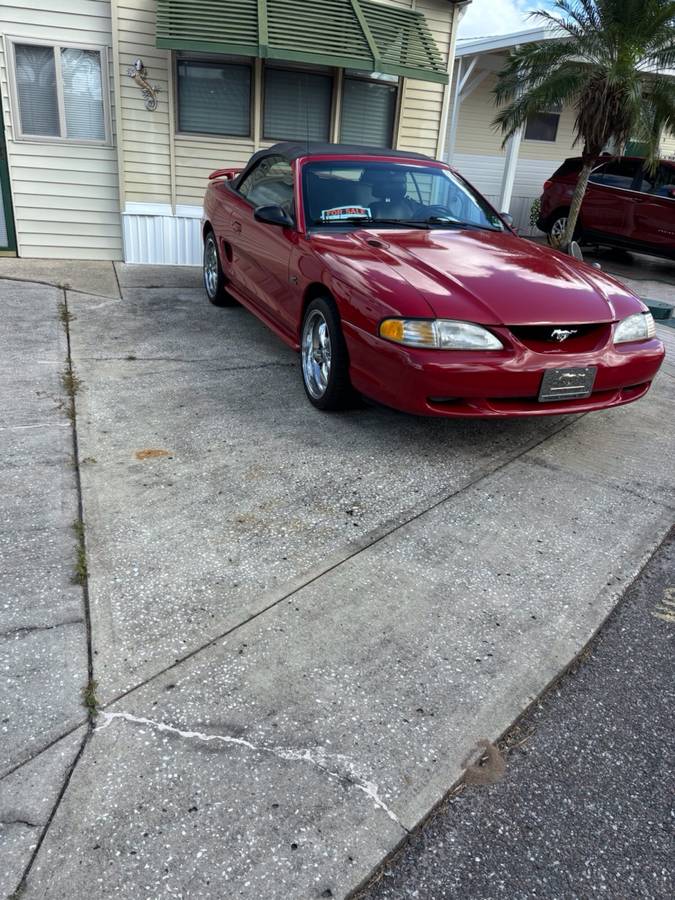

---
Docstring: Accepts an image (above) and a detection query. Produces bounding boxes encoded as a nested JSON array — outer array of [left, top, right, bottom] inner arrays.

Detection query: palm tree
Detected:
[[492, 0, 675, 250]]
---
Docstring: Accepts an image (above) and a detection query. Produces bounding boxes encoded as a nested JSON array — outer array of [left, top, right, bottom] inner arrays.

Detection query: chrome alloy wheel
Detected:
[[302, 309, 332, 399], [204, 235, 218, 297], [549, 216, 568, 247]]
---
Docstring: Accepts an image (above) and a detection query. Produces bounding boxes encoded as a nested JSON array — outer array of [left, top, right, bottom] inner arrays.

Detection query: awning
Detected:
[[156, 0, 449, 84]]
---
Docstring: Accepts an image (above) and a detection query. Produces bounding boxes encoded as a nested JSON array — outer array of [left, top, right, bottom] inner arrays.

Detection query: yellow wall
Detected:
[[0, 0, 123, 259], [454, 71, 580, 162], [397, 0, 456, 158]]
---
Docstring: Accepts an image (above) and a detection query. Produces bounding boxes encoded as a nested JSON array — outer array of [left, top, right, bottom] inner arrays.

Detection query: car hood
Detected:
[[335, 228, 645, 325]]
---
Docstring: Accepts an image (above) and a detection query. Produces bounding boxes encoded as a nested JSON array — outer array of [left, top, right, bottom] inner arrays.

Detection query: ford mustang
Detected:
[[202, 142, 665, 417]]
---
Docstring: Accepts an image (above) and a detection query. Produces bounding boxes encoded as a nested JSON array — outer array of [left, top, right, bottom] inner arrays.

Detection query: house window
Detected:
[[340, 73, 398, 147], [176, 58, 252, 137], [524, 106, 561, 143], [12, 42, 108, 142], [263, 66, 332, 142]]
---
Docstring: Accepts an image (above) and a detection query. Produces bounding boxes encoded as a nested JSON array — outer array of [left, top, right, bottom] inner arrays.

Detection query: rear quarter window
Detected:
[[552, 158, 583, 178]]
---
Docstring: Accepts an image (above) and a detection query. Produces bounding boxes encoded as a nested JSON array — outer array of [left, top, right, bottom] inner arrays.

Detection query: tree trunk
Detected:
[[562, 160, 595, 251]]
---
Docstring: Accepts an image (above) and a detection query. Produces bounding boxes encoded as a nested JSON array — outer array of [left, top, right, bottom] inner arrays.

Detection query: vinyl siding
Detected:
[[174, 136, 254, 207], [115, 0, 171, 204], [453, 72, 579, 162], [396, 0, 454, 157], [453, 153, 560, 233], [0, 0, 122, 259], [660, 129, 675, 159]]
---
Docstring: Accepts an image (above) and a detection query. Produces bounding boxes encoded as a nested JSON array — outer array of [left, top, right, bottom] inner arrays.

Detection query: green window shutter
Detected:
[[360, 0, 446, 82], [156, 0, 448, 84], [157, 0, 260, 56]]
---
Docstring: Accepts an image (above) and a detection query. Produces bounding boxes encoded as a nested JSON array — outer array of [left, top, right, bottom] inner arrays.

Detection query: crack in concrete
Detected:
[[77, 356, 297, 373], [97, 711, 407, 832], [0, 619, 84, 641], [7, 286, 97, 899], [0, 818, 41, 829]]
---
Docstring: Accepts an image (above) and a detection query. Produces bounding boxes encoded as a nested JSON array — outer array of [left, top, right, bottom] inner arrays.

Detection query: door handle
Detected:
[[232, 221, 242, 233]]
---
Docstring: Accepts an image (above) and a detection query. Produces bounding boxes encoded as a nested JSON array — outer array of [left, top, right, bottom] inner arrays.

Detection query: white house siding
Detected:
[[118, 0, 459, 265], [0, 0, 122, 259], [660, 131, 675, 160]]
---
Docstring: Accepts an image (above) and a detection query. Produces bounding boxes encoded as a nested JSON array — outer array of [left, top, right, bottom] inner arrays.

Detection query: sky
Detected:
[[458, 0, 556, 40]]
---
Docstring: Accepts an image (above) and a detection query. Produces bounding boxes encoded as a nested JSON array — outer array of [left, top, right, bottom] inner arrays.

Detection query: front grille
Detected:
[[509, 323, 610, 353]]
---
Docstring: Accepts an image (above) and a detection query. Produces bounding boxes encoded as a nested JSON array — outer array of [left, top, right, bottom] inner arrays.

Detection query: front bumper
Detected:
[[344, 323, 665, 418]]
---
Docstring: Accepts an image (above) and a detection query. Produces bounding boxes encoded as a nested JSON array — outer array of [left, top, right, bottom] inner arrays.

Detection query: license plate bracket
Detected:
[[539, 366, 597, 402]]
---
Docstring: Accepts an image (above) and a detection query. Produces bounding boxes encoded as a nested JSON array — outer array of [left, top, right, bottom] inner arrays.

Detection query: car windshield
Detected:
[[302, 160, 505, 231]]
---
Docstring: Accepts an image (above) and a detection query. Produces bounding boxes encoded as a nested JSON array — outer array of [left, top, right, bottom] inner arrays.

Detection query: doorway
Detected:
[[0, 105, 17, 255]]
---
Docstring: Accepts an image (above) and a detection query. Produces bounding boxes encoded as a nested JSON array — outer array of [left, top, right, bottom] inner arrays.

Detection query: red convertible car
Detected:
[[202, 142, 664, 417]]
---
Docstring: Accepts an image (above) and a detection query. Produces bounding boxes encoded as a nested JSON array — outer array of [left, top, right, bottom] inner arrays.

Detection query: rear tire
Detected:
[[203, 230, 236, 306], [300, 297, 353, 411]]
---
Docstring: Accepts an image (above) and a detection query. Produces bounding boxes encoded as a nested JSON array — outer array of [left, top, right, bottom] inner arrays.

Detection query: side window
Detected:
[[590, 159, 640, 189], [636, 164, 675, 197], [238, 156, 294, 216], [588, 163, 608, 185]]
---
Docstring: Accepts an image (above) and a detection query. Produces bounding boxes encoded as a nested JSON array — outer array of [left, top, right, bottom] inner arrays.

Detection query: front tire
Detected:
[[300, 297, 353, 411], [203, 231, 235, 306]]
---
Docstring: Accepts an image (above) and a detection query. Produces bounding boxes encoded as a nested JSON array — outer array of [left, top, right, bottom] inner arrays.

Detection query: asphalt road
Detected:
[[357, 530, 675, 900]]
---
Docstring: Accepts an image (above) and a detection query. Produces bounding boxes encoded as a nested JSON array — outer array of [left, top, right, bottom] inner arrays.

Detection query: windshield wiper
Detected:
[[368, 218, 431, 229], [312, 216, 430, 229], [424, 217, 501, 232]]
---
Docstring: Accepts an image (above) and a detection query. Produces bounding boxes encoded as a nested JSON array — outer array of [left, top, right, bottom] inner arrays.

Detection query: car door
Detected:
[[628, 162, 675, 253], [228, 156, 296, 333], [582, 158, 642, 240]]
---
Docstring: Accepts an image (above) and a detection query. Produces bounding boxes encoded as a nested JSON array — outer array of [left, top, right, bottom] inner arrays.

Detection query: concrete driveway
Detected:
[[1, 257, 673, 899]]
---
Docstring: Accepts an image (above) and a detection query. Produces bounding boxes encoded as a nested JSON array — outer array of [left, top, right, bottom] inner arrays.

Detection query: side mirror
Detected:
[[500, 212, 514, 228], [254, 205, 294, 227]]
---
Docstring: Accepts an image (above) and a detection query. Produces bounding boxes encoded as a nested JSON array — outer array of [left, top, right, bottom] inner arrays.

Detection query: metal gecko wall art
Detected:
[[127, 58, 160, 111]]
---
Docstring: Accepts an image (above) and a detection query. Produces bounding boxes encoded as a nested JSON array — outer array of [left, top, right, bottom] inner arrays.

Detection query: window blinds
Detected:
[[177, 60, 251, 136], [340, 78, 396, 147], [263, 68, 332, 142], [15, 44, 59, 137]]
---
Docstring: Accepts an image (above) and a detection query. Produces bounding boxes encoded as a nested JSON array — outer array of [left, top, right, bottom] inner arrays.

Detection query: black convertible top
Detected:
[[247, 141, 434, 168]]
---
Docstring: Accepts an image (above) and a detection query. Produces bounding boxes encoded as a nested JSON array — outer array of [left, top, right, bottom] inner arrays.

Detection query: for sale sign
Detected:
[[320, 206, 372, 222]]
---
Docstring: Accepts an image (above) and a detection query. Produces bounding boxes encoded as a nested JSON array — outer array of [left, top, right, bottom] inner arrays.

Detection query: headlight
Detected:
[[613, 312, 656, 344], [379, 318, 503, 350]]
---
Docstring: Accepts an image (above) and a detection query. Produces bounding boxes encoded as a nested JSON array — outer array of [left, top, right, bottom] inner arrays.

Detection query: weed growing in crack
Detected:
[[60, 368, 81, 424], [57, 301, 74, 326], [72, 519, 87, 585], [61, 369, 82, 397], [82, 679, 99, 716]]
